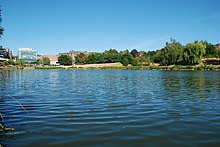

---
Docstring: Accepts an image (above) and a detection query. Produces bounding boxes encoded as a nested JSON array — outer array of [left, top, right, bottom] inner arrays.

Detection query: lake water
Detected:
[[0, 70, 220, 146]]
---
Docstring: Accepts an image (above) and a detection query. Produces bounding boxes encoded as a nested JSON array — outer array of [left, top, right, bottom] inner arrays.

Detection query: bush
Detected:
[[122, 58, 129, 67], [196, 66, 204, 70], [185, 66, 194, 70], [131, 58, 138, 66], [203, 65, 217, 70], [58, 55, 72, 65], [171, 65, 181, 70]]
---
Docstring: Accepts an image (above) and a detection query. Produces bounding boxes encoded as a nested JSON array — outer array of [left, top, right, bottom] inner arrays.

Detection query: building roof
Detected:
[[38, 55, 58, 61], [19, 48, 35, 51], [70, 50, 83, 55]]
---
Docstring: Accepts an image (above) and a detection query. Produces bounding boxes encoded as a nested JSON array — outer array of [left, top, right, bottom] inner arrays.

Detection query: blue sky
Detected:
[[1, 0, 220, 55]]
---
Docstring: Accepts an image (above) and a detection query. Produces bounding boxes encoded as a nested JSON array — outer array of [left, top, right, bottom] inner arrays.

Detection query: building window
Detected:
[[18, 48, 37, 63]]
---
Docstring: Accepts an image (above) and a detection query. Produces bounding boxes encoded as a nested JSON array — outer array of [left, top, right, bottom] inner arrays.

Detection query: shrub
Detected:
[[122, 58, 129, 67], [171, 65, 181, 70], [131, 58, 138, 66]]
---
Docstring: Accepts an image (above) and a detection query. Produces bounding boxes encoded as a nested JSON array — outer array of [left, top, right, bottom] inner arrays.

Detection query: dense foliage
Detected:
[[183, 41, 206, 65], [122, 58, 129, 66], [75, 49, 141, 66], [153, 40, 220, 65], [0, 59, 23, 66], [75, 39, 220, 66], [38, 57, 50, 65], [58, 55, 72, 65], [202, 41, 219, 58]]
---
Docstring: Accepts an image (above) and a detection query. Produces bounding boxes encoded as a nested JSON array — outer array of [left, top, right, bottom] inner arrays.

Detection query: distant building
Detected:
[[58, 50, 84, 64], [216, 43, 220, 51], [13, 56, 18, 61], [0, 46, 12, 61], [38, 55, 59, 65], [18, 48, 37, 63]]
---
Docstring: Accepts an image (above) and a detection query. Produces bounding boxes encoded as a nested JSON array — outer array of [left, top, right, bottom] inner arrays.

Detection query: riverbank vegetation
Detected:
[[33, 64, 220, 71], [74, 39, 220, 67], [1, 39, 220, 71]]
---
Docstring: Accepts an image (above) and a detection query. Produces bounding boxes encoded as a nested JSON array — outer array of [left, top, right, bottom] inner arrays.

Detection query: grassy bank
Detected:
[[34, 65, 220, 71], [0, 65, 24, 70], [35, 66, 63, 70], [1, 63, 220, 71]]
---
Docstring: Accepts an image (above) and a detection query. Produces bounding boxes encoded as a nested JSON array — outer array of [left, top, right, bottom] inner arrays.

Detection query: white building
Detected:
[[18, 48, 37, 63]]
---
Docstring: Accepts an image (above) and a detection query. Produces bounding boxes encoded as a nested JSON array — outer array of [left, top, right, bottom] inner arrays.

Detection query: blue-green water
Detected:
[[0, 70, 220, 146]]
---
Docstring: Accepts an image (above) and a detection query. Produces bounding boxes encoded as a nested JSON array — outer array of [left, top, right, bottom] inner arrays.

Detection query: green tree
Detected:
[[122, 58, 129, 67], [102, 49, 120, 63], [87, 53, 102, 64], [41, 57, 50, 65], [202, 41, 218, 57], [121, 51, 133, 64], [75, 53, 88, 64], [130, 49, 138, 58], [131, 58, 138, 66], [153, 49, 164, 63], [16, 59, 23, 65], [142, 51, 156, 62], [161, 38, 184, 65], [183, 41, 206, 65], [58, 55, 72, 65], [136, 57, 151, 66], [216, 50, 220, 58]]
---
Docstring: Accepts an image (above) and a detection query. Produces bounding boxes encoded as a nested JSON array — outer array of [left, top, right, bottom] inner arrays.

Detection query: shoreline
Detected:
[[33, 65, 220, 71], [1, 63, 220, 71], [0, 65, 24, 70]]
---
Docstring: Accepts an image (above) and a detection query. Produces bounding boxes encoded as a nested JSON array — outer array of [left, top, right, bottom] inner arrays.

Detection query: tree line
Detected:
[[74, 39, 220, 66], [75, 49, 141, 66]]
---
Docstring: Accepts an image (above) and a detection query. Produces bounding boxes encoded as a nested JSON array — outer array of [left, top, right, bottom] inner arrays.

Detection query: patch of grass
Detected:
[[68, 66, 78, 70], [196, 66, 204, 71], [184, 66, 194, 70], [35, 66, 63, 70], [86, 67, 98, 70], [203, 65, 217, 70], [99, 66, 126, 70], [171, 65, 182, 70], [32, 64, 220, 71], [149, 66, 159, 70]]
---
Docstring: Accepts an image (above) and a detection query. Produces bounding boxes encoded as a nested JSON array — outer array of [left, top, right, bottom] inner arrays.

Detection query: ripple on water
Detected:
[[1, 70, 220, 146]]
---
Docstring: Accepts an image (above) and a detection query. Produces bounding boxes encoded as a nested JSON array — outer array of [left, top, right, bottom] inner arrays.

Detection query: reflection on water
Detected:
[[0, 70, 220, 146]]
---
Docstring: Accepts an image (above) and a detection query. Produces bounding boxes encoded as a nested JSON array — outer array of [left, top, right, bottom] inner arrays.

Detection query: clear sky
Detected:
[[1, 0, 220, 55]]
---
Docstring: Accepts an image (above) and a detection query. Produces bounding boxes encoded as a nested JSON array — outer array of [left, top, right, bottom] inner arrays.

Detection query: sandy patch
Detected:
[[73, 62, 123, 68]]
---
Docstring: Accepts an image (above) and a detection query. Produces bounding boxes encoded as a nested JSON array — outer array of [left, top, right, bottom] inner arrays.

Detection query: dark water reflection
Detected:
[[0, 70, 220, 146]]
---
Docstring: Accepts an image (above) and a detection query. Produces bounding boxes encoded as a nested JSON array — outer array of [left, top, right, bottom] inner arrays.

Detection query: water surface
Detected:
[[0, 70, 220, 146]]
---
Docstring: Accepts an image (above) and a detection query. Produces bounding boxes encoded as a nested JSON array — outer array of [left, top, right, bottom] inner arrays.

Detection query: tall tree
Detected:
[[131, 58, 138, 66], [102, 49, 120, 63], [120, 50, 133, 64], [161, 38, 184, 65], [75, 53, 88, 64], [130, 49, 138, 58], [58, 55, 72, 65], [39, 57, 50, 65], [183, 41, 206, 65], [87, 52, 101, 64], [202, 41, 218, 58], [122, 58, 129, 67]]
